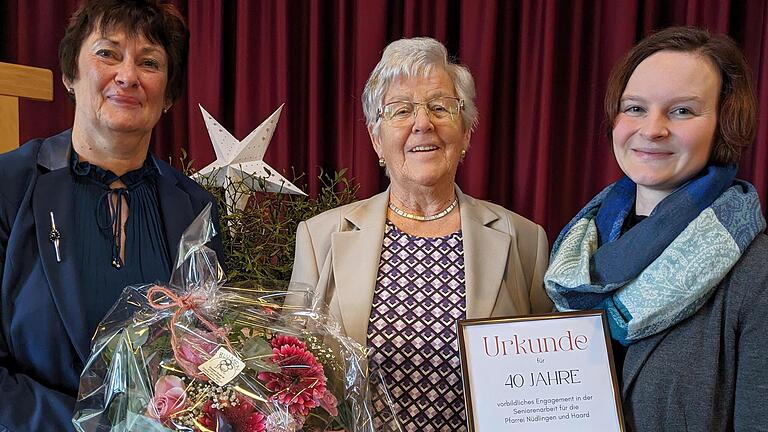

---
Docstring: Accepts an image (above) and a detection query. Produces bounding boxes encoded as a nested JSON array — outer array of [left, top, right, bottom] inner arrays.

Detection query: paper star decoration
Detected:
[[196, 104, 306, 210]]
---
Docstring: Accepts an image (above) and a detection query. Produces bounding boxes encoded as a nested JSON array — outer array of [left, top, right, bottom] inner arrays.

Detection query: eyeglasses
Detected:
[[378, 96, 464, 127]]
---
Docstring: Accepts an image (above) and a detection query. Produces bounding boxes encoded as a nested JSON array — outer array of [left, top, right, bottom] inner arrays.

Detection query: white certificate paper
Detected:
[[458, 311, 624, 431]]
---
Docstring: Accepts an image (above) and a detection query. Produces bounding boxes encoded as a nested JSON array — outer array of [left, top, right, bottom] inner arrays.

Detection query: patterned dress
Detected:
[[367, 221, 467, 431]]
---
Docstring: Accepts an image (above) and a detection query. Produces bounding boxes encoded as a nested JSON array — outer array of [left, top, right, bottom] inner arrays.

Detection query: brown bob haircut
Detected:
[[604, 26, 757, 165], [59, 0, 189, 104]]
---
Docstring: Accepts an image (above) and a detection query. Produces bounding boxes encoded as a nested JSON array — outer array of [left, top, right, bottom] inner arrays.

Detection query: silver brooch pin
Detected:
[[49, 212, 61, 262]]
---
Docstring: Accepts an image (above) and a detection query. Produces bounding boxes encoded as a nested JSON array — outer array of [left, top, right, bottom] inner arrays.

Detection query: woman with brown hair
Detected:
[[545, 27, 766, 431], [0, 1, 222, 430]]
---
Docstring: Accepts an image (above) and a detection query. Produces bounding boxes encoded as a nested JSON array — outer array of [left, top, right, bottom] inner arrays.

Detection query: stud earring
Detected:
[[378, 157, 386, 167], [460, 149, 467, 161]]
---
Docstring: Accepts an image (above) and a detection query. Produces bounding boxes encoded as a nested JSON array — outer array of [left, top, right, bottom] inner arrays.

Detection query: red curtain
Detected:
[[3, 0, 767, 239]]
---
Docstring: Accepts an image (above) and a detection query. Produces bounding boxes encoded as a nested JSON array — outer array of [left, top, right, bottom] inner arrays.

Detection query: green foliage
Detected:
[[240, 336, 280, 373], [183, 158, 358, 284]]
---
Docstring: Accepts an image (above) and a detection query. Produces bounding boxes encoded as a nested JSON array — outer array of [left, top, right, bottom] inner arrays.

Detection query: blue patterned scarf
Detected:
[[545, 165, 766, 345]]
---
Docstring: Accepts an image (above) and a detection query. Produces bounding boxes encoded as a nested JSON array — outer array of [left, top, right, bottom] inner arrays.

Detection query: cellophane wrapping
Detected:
[[72, 204, 397, 431]]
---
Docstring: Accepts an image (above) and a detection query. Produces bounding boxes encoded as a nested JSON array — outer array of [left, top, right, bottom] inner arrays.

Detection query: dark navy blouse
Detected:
[[70, 152, 171, 337]]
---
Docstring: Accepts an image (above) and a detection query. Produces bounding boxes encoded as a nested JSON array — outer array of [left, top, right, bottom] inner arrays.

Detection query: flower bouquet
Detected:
[[72, 204, 384, 431]]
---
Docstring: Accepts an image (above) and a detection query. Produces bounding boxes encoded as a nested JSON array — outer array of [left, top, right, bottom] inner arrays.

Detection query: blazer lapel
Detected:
[[329, 187, 513, 339], [621, 329, 669, 398], [458, 188, 512, 319], [331, 191, 388, 345], [154, 159, 194, 264], [29, 136, 195, 362], [33, 167, 90, 361]]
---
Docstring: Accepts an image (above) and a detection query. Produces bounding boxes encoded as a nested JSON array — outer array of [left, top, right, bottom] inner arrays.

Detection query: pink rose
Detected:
[[175, 329, 219, 379], [146, 375, 188, 421]]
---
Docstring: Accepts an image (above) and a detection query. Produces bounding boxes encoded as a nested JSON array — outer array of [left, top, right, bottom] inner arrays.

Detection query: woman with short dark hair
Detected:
[[0, 1, 222, 430], [545, 26, 767, 431]]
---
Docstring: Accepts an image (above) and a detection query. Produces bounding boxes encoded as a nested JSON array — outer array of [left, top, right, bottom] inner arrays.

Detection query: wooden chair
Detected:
[[0, 62, 54, 154]]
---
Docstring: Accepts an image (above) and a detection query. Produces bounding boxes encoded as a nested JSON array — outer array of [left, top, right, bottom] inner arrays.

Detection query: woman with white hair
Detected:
[[290, 37, 552, 430]]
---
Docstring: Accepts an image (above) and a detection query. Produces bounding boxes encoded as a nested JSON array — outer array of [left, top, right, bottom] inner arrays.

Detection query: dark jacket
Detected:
[[0, 130, 224, 431], [621, 234, 768, 431]]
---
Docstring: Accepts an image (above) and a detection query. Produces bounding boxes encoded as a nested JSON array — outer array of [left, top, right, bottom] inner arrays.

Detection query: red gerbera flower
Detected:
[[258, 344, 327, 416], [270, 335, 305, 350], [198, 396, 267, 432]]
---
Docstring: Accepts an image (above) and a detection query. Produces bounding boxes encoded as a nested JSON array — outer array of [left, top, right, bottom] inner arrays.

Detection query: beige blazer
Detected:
[[289, 186, 553, 345]]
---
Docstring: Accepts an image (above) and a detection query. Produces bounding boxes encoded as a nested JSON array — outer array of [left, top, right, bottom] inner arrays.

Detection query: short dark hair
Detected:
[[59, 0, 189, 103], [604, 26, 757, 165]]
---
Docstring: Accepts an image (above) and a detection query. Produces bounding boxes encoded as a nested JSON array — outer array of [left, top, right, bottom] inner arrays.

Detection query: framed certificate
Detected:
[[457, 310, 625, 431]]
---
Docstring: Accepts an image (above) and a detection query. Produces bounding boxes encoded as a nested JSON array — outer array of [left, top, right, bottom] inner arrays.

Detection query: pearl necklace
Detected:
[[388, 197, 458, 221]]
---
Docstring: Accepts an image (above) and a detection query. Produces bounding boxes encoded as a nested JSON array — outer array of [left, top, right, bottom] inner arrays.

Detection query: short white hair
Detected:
[[362, 37, 479, 136]]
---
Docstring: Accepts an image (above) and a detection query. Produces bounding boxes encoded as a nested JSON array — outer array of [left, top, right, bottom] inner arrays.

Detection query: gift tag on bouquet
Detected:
[[198, 347, 246, 386]]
